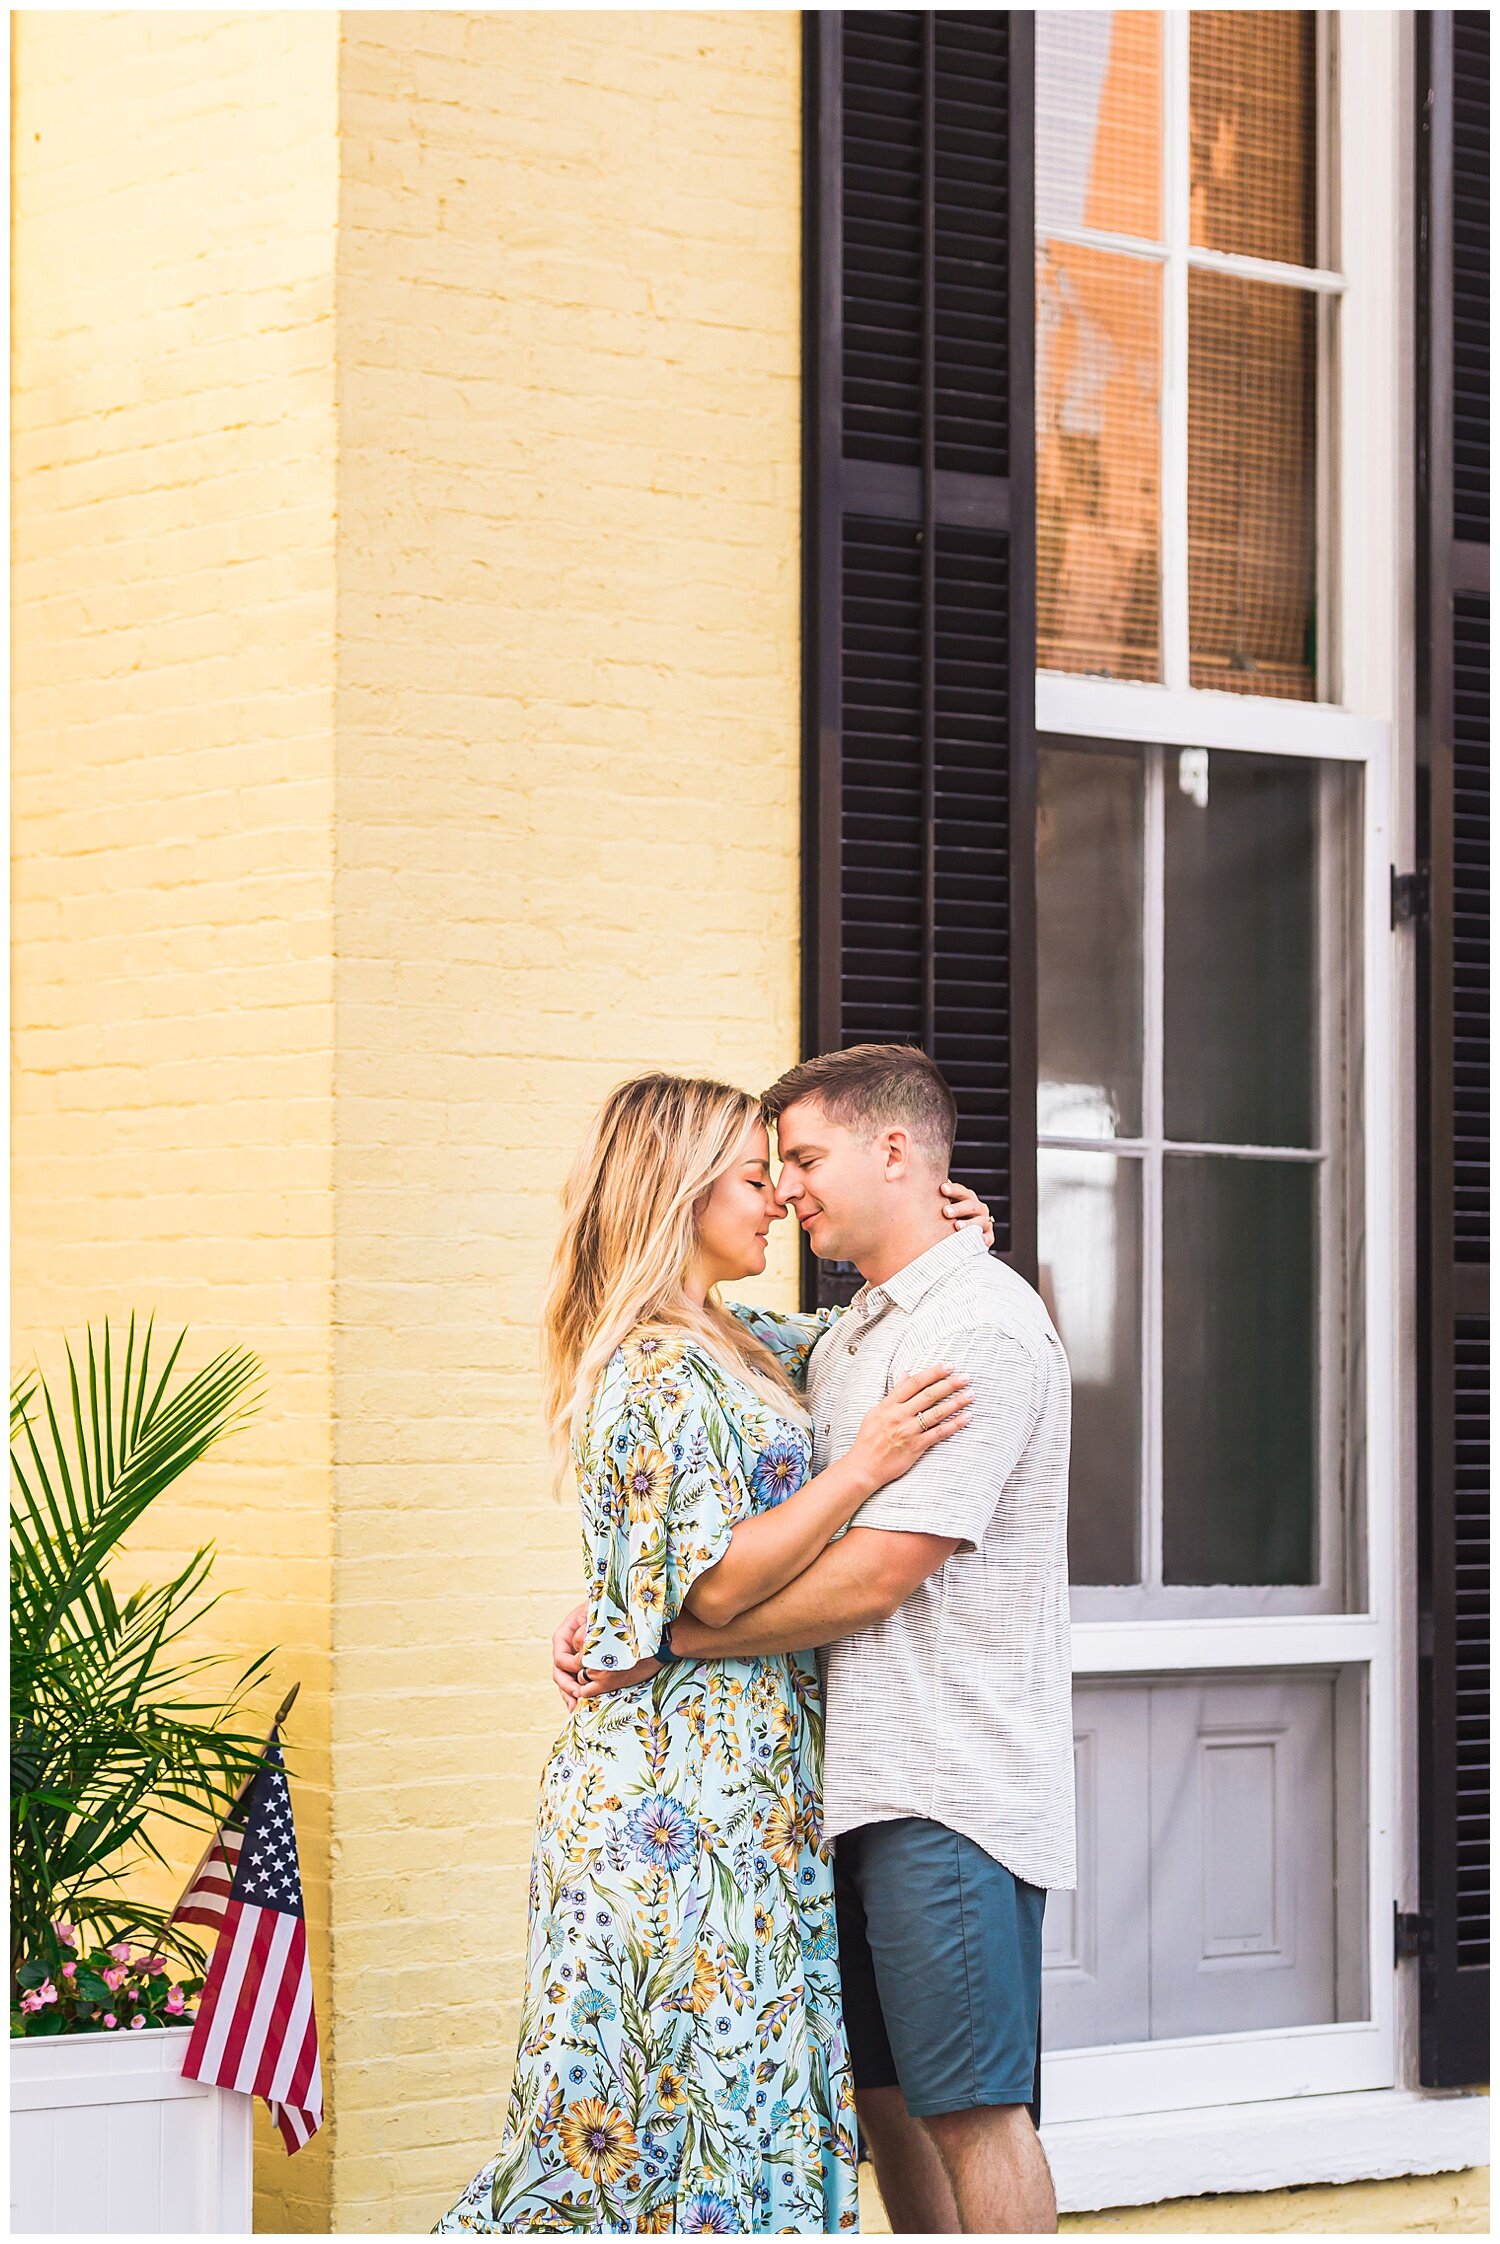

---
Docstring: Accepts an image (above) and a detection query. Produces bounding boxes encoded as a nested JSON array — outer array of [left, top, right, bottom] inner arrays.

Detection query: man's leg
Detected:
[[855, 2084, 961, 2235], [842, 1820, 1051, 2236], [836, 1836, 960, 2232], [923, 2103, 1056, 2235]]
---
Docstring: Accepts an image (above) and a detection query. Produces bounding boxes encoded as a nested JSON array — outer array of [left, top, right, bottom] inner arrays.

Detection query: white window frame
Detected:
[[1037, 11, 1344, 697], [1032, 10, 1411, 2136], [1042, 2088, 1489, 2216], [1036, 699, 1394, 2124], [1041, 735, 1357, 1623]]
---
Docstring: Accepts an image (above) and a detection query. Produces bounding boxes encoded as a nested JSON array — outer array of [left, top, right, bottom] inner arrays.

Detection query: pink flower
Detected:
[[129, 2015, 146, 2030], [61, 1962, 76, 1980], [19, 1991, 42, 2014], [102, 2013, 118, 2029], [108, 1941, 132, 1965], [38, 1980, 57, 2005], [51, 1920, 76, 1949], [125, 1985, 140, 2001], [165, 1986, 187, 2016], [144, 1956, 166, 1977], [102, 1966, 126, 1992]]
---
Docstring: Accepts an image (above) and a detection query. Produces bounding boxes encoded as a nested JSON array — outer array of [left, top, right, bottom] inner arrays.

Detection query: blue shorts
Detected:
[[833, 1817, 1045, 2120]]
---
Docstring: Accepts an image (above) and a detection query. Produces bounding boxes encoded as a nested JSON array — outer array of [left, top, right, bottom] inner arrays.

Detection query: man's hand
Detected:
[[552, 1601, 664, 1709]]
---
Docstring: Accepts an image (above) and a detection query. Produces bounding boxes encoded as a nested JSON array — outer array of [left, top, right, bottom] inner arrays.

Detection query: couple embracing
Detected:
[[436, 1045, 1074, 2236]]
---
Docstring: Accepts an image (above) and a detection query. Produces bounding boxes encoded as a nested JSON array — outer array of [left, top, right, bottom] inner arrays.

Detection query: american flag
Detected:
[[173, 1726, 322, 2153]]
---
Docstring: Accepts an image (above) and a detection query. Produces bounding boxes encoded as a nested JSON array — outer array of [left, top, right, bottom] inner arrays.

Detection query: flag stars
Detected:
[[226, 1750, 306, 1916]]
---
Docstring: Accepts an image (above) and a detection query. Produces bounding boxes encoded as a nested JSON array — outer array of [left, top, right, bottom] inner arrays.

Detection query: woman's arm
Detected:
[[725, 1182, 995, 1356], [725, 1302, 843, 1348], [724, 1300, 844, 1393], [680, 1364, 970, 1626]]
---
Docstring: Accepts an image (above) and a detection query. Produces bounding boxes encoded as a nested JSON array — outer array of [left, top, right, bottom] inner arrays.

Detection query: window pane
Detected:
[[1189, 11, 1318, 267], [1162, 1156, 1315, 1585], [1164, 749, 1316, 1147], [1039, 1148, 1142, 1586], [1037, 10, 1162, 241], [1038, 745, 1143, 1139], [1038, 245, 1161, 682], [1188, 271, 1318, 700]]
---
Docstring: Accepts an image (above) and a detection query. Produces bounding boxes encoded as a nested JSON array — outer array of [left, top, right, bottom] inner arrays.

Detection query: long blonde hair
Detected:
[[541, 1072, 806, 1469]]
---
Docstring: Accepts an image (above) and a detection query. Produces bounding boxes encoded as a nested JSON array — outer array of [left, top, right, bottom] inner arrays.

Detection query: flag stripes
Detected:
[[173, 1724, 322, 2154], [172, 1825, 246, 1933]]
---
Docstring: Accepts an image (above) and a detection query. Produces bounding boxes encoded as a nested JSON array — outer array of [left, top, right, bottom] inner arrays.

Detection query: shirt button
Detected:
[[847, 1340, 859, 1355]]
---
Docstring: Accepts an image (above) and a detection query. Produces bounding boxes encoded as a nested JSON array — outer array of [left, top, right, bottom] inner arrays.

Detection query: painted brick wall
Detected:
[[327, 10, 804, 2228], [10, 13, 340, 2231], [1058, 2169, 1489, 2233]]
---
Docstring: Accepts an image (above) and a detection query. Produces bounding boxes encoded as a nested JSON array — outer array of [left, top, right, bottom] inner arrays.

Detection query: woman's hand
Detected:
[[551, 1602, 588, 1709], [850, 1364, 972, 1493], [553, 1601, 663, 1708], [941, 1177, 994, 1248], [574, 1652, 664, 1703]]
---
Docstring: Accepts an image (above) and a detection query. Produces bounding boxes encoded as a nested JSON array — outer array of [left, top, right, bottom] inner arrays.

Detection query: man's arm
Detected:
[[558, 1528, 958, 1704], [664, 1524, 958, 1661]]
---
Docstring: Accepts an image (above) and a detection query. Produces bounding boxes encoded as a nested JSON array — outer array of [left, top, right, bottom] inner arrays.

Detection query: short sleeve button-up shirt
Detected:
[[808, 1225, 1076, 1891]]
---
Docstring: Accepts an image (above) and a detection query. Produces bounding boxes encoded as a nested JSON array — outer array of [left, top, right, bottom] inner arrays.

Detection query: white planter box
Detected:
[[10, 2025, 254, 2235]]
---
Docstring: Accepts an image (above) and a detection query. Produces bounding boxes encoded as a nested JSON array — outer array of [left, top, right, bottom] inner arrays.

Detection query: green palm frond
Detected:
[[10, 1316, 276, 1998]]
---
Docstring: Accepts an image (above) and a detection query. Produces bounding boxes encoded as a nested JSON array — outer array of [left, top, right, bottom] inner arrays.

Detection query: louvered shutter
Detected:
[[1415, 8, 1489, 2091], [803, 10, 1037, 1309]]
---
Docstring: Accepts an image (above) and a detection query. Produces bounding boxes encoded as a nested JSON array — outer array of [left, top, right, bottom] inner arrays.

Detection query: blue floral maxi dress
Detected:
[[435, 1311, 858, 2235]]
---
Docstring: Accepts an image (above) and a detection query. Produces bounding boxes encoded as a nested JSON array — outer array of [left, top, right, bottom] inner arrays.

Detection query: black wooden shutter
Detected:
[[803, 10, 1037, 1309], [1414, 7, 1489, 2091]]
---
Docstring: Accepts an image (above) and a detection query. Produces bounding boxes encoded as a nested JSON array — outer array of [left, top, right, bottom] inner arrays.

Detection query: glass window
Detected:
[[1163, 749, 1317, 1146], [1162, 1155, 1317, 1584], [1040, 1147, 1143, 1587], [1188, 274, 1319, 698], [1037, 246, 1162, 684], [1035, 12, 1336, 699], [1036, 740, 1360, 1615], [1038, 744, 1144, 1139], [1189, 12, 1318, 265], [1037, 9, 1161, 241]]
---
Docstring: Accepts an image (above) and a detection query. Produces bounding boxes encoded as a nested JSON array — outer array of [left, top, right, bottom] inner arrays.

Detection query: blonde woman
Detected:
[[435, 1074, 978, 2236]]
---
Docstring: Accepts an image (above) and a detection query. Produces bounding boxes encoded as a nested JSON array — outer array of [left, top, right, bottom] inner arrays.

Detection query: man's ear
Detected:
[[880, 1127, 911, 1179]]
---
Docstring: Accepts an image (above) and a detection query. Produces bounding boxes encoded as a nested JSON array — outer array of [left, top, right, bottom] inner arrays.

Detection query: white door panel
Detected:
[[1042, 1688, 1150, 2050], [1149, 1675, 1337, 2038], [1048, 1673, 1345, 2047]]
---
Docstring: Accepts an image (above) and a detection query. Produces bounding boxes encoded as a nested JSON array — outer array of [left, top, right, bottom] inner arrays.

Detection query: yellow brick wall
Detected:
[[327, 10, 803, 2229], [1061, 2167, 1489, 2232], [10, 12, 340, 2231]]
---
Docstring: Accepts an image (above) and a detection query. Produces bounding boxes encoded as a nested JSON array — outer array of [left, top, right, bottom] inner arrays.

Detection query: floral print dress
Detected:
[[435, 1306, 856, 2236]]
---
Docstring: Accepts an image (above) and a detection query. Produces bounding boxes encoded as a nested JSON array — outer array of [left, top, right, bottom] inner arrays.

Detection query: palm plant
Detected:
[[11, 1315, 276, 2011]]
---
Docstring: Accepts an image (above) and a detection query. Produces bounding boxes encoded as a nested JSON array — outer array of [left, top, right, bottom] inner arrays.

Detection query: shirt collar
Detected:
[[853, 1223, 988, 1318]]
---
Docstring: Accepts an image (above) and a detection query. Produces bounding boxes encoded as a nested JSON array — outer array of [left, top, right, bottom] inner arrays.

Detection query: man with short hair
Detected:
[[555, 1044, 1074, 2234]]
